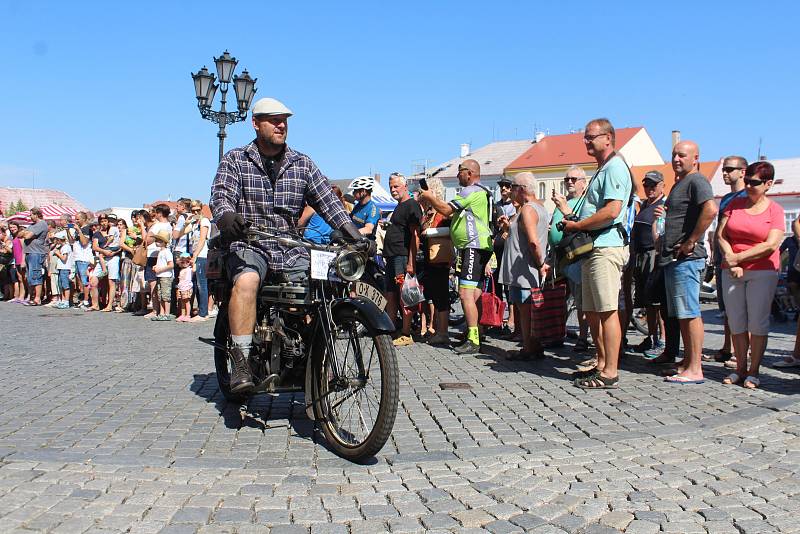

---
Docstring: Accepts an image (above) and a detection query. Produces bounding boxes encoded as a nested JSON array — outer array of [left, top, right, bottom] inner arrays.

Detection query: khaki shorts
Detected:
[[581, 247, 629, 313], [157, 277, 173, 302]]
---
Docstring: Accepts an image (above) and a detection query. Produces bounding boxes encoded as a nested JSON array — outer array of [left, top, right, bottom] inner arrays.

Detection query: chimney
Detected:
[[671, 130, 681, 148], [759, 155, 767, 161], [374, 173, 381, 186], [460, 143, 470, 158], [534, 131, 545, 143]]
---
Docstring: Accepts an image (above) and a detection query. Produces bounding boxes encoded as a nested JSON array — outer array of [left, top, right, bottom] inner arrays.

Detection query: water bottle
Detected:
[[655, 215, 666, 237]]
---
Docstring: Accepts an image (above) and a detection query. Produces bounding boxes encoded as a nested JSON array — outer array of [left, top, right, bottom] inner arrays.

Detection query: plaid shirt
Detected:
[[210, 141, 350, 271]]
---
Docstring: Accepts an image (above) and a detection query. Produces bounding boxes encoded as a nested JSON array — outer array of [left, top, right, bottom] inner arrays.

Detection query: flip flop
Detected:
[[773, 357, 800, 368], [664, 375, 705, 384]]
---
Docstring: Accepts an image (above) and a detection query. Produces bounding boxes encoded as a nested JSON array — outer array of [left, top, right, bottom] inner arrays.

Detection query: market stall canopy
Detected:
[[6, 204, 80, 225], [346, 179, 397, 212]]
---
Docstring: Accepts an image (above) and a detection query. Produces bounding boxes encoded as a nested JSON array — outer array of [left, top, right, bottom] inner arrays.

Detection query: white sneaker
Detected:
[[208, 307, 219, 318]]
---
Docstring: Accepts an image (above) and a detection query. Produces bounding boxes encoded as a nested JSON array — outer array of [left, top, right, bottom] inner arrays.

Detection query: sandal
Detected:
[[576, 374, 619, 389], [743, 376, 760, 389], [722, 373, 742, 385], [572, 366, 598, 380]]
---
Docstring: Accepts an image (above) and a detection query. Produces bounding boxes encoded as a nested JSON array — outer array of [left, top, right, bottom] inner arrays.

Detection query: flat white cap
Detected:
[[252, 97, 293, 117]]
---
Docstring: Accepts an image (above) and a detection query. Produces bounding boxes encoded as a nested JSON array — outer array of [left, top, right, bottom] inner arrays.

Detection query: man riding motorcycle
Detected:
[[210, 97, 372, 394]]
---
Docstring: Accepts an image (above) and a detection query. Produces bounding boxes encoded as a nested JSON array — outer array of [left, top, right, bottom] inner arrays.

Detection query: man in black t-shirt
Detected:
[[383, 173, 422, 347], [631, 170, 665, 353]]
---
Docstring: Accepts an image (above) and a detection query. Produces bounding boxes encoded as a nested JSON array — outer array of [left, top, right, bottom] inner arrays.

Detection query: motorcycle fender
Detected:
[[332, 298, 395, 333], [304, 363, 316, 421]]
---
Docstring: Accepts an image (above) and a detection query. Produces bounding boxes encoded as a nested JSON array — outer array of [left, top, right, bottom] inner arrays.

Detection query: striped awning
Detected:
[[6, 204, 80, 225]]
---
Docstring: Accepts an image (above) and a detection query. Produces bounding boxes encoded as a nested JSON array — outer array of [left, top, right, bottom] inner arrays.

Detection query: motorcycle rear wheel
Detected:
[[213, 308, 250, 404], [310, 308, 398, 462]]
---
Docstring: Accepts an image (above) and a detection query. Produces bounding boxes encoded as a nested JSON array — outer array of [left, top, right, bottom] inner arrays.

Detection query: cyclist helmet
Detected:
[[350, 176, 375, 191]]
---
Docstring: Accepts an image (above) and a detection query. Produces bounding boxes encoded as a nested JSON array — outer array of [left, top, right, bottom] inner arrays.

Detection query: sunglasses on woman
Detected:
[[744, 178, 766, 187]]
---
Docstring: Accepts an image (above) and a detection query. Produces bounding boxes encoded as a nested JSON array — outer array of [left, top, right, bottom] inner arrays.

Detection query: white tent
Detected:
[[346, 179, 397, 212]]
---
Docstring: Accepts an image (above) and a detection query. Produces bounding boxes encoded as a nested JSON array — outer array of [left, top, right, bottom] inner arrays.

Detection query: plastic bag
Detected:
[[401, 274, 425, 308]]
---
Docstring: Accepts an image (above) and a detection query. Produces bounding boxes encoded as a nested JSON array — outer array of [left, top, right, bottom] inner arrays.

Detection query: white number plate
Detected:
[[310, 249, 337, 280], [355, 281, 386, 311]]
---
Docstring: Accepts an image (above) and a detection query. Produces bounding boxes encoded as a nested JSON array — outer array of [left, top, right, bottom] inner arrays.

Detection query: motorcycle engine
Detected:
[[280, 329, 305, 369]]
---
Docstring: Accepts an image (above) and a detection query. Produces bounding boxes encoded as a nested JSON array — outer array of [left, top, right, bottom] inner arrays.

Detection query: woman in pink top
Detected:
[[9, 222, 28, 303], [717, 161, 784, 389]]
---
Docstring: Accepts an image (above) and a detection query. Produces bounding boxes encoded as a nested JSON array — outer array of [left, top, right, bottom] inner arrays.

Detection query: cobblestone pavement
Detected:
[[0, 302, 799, 533]]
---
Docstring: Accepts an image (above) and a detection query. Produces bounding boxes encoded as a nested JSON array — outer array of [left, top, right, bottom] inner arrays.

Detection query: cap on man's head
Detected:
[[644, 170, 664, 183], [498, 177, 513, 185], [252, 97, 293, 117]]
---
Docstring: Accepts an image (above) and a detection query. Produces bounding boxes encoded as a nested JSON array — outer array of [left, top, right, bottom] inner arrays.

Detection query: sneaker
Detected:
[[56, 302, 70, 309], [393, 335, 414, 347], [643, 345, 665, 359], [633, 338, 653, 353], [453, 340, 481, 355], [207, 306, 219, 318]]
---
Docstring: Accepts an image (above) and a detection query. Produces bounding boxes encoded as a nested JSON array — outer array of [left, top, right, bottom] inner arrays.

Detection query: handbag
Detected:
[[531, 278, 568, 343], [479, 278, 506, 327], [132, 244, 148, 267], [428, 235, 454, 264]]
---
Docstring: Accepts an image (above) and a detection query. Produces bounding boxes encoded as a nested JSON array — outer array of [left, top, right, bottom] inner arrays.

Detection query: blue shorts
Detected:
[[25, 253, 45, 286], [664, 258, 705, 319], [58, 269, 71, 292], [508, 285, 532, 305], [74, 261, 90, 286]]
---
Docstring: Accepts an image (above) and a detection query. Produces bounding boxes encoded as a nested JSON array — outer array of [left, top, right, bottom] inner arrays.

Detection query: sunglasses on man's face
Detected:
[[722, 166, 744, 174]]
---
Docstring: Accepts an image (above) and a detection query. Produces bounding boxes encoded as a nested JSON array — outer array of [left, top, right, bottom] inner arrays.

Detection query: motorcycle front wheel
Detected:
[[213, 307, 249, 404], [310, 307, 398, 462]]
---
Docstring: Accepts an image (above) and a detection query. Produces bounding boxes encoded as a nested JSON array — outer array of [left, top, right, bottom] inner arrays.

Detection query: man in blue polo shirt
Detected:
[[349, 176, 381, 237]]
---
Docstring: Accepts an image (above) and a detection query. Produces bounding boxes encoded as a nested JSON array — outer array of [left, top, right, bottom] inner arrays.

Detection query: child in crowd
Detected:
[[52, 231, 73, 309], [152, 231, 174, 321], [175, 253, 194, 322]]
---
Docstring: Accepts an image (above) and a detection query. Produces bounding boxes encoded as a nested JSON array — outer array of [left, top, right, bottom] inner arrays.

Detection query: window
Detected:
[[785, 210, 799, 234], [539, 182, 546, 199], [560, 181, 566, 195]]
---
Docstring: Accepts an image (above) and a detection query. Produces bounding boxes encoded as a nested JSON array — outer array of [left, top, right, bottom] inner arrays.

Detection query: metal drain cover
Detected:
[[439, 382, 472, 390]]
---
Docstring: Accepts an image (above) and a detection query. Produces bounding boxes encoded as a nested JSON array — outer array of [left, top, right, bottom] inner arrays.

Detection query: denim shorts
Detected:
[[26, 253, 45, 286], [664, 258, 705, 319], [144, 256, 158, 282], [74, 261, 90, 286], [58, 269, 71, 292]]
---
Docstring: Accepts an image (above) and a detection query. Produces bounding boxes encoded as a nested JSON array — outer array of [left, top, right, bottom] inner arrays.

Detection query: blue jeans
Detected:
[[664, 258, 705, 319], [193, 257, 208, 317], [25, 253, 45, 286]]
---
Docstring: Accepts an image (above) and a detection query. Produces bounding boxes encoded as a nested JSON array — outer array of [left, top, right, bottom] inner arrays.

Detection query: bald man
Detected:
[[657, 141, 718, 383], [419, 158, 495, 354]]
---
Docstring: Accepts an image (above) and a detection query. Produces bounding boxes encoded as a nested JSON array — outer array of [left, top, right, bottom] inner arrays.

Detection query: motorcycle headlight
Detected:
[[335, 250, 366, 282]]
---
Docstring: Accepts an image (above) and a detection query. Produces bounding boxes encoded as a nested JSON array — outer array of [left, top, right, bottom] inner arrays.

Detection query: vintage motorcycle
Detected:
[[205, 225, 398, 462]]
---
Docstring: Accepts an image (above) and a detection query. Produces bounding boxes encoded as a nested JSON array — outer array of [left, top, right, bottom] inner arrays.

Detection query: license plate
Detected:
[[355, 281, 386, 311]]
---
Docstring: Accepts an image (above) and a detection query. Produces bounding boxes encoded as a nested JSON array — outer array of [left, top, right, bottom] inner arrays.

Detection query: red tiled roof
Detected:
[[506, 128, 643, 170], [630, 161, 720, 199]]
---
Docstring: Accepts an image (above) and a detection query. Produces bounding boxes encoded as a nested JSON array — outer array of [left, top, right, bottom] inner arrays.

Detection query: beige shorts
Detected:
[[157, 277, 173, 302], [581, 247, 629, 313]]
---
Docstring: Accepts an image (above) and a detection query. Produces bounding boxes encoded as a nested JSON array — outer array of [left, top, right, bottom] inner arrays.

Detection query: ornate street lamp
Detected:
[[191, 51, 257, 162]]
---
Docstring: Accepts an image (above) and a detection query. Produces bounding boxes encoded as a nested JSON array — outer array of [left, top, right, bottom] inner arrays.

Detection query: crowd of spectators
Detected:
[[1, 117, 797, 392], [0, 199, 217, 322]]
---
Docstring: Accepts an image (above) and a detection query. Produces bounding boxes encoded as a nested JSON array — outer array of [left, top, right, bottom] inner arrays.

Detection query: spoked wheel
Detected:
[[565, 295, 579, 338], [213, 308, 249, 404], [311, 308, 398, 462], [630, 307, 650, 335]]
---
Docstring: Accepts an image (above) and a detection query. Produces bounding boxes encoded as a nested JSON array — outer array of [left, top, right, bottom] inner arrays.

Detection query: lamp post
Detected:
[[191, 51, 257, 162]]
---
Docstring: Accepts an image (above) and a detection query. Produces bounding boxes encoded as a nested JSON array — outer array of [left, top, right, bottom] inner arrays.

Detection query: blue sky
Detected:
[[1, 0, 798, 210]]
